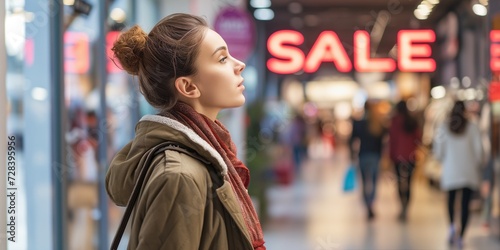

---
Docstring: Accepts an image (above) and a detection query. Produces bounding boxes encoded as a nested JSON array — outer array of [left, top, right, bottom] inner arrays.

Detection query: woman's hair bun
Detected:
[[111, 25, 147, 75]]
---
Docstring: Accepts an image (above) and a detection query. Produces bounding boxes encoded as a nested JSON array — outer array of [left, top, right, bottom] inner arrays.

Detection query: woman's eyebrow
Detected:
[[211, 46, 227, 56]]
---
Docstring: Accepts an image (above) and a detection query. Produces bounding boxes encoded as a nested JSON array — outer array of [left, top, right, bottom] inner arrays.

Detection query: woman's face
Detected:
[[191, 28, 246, 114]]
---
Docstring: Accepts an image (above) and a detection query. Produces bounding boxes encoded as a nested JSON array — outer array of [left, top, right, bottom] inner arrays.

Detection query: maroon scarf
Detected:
[[165, 102, 265, 250]]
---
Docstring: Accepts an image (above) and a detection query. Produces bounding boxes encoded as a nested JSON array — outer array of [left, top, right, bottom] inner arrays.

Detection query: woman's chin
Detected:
[[228, 98, 246, 108], [235, 96, 246, 106]]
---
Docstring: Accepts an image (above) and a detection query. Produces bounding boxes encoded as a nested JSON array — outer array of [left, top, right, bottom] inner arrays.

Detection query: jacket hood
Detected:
[[106, 115, 228, 206]]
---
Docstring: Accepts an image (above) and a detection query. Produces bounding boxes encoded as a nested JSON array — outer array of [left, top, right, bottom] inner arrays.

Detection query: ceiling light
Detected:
[[254, 8, 274, 21], [250, 0, 271, 9], [290, 17, 304, 29], [418, 4, 432, 15], [414, 9, 428, 20], [457, 89, 466, 101], [304, 15, 320, 27], [462, 76, 471, 88], [465, 88, 476, 100], [472, 3, 487, 16], [476, 89, 485, 100], [32, 87, 48, 101], [431, 86, 446, 99], [288, 2, 303, 14], [421, 1, 434, 9], [110, 8, 126, 23], [450, 77, 460, 89], [414, 0, 439, 21]]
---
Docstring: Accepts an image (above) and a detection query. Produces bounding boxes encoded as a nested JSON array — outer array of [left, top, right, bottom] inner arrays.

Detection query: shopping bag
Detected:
[[342, 164, 357, 192]]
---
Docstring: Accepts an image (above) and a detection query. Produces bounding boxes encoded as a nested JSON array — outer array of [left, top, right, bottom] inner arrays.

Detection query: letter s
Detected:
[[267, 30, 305, 74]]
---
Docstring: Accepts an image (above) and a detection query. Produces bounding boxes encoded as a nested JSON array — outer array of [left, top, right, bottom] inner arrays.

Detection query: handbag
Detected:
[[342, 164, 357, 192], [110, 141, 211, 250]]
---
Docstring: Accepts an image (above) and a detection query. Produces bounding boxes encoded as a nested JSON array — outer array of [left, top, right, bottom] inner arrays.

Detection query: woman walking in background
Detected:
[[389, 100, 422, 221], [349, 101, 387, 220], [433, 101, 483, 248], [106, 13, 265, 249]]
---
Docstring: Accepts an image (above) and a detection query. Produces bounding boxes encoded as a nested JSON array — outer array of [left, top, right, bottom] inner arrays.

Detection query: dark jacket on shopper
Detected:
[[389, 114, 422, 164], [106, 115, 253, 250], [350, 118, 385, 157]]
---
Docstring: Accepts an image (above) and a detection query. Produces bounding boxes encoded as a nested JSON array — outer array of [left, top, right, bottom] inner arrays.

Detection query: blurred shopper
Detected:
[[478, 103, 494, 229], [349, 101, 387, 220], [389, 100, 422, 221], [290, 114, 307, 173], [433, 101, 483, 248], [481, 156, 495, 229], [105, 13, 265, 249]]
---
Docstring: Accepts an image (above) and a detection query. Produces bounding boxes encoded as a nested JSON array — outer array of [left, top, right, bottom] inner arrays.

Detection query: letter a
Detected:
[[304, 31, 352, 73]]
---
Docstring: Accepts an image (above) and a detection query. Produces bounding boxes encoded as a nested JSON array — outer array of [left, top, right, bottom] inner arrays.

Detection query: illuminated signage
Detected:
[[491, 30, 500, 73], [267, 29, 436, 74], [492, 31, 500, 101], [106, 31, 122, 73], [489, 82, 500, 101], [64, 31, 123, 74], [25, 32, 123, 74], [64, 32, 90, 74]]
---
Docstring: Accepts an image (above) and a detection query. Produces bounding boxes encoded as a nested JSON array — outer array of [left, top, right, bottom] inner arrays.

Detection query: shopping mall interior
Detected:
[[2, 0, 500, 249]]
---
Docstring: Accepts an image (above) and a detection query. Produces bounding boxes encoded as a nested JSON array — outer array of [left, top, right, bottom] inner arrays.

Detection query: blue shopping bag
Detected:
[[342, 164, 357, 192]]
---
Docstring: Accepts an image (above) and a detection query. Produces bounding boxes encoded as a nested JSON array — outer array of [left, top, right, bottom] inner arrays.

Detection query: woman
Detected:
[[389, 100, 422, 221], [349, 101, 386, 220], [105, 13, 265, 249], [433, 101, 482, 247]]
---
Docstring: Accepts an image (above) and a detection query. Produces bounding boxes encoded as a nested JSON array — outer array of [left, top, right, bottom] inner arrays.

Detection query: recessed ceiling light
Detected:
[[250, 0, 271, 9], [414, 9, 428, 20], [254, 8, 274, 21], [472, 3, 488, 16], [290, 17, 304, 29], [431, 86, 446, 99], [288, 2, 303, 14], [304, 15, 320, 27], [110, 8, 126, 23]]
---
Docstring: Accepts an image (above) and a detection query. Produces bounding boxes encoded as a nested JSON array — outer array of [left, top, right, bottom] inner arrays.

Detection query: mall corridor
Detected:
[[263, 144, 500, 250]]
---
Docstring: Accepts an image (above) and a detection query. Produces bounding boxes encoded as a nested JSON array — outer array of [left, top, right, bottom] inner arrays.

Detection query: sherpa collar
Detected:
[[140, 115, 228, 176]]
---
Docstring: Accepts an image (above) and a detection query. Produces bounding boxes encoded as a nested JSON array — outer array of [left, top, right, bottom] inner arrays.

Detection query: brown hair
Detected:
[[396, 100, 418, 133], [449, 100, 468, 135], [111, 13, 208, 112]]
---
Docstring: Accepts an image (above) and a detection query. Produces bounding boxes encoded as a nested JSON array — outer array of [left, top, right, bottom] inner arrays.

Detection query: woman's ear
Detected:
[[174, 77, 201, 99]]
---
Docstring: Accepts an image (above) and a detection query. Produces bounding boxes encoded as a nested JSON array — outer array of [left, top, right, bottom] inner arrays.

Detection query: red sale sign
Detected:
[[489, 82, 500, 101], [267, 29, 436, 74]]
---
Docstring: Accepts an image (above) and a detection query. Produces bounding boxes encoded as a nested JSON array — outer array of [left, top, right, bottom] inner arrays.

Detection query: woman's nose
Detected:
[[235, 59, 245, 73]]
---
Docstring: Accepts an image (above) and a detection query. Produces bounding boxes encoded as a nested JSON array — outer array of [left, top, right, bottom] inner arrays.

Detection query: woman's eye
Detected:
[[219, 56, 228, 63]]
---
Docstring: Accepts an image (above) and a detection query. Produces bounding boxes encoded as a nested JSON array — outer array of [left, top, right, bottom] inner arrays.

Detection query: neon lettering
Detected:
[[398, 30, 435, 72], [267, 29, 437, 74], [304, 31, 351, 73], [266, 30, 305, 74], [354, 30, 396, 72], [490, 30, 500, 72]]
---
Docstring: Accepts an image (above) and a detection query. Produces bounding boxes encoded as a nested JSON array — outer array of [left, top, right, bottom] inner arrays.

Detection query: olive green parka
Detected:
[[106, 115, 254, 249]]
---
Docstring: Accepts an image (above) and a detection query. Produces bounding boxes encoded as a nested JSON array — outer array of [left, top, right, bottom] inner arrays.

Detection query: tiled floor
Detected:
[[263, 145, 500, 250]]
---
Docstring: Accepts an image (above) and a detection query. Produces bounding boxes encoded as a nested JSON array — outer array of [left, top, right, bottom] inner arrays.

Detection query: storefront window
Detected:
[[5, 0, 253, 248], [5, 0, 139, 248], [64, 0, 137, 249], [5, 0, 28, 247], [6, 0, 58, 248]]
